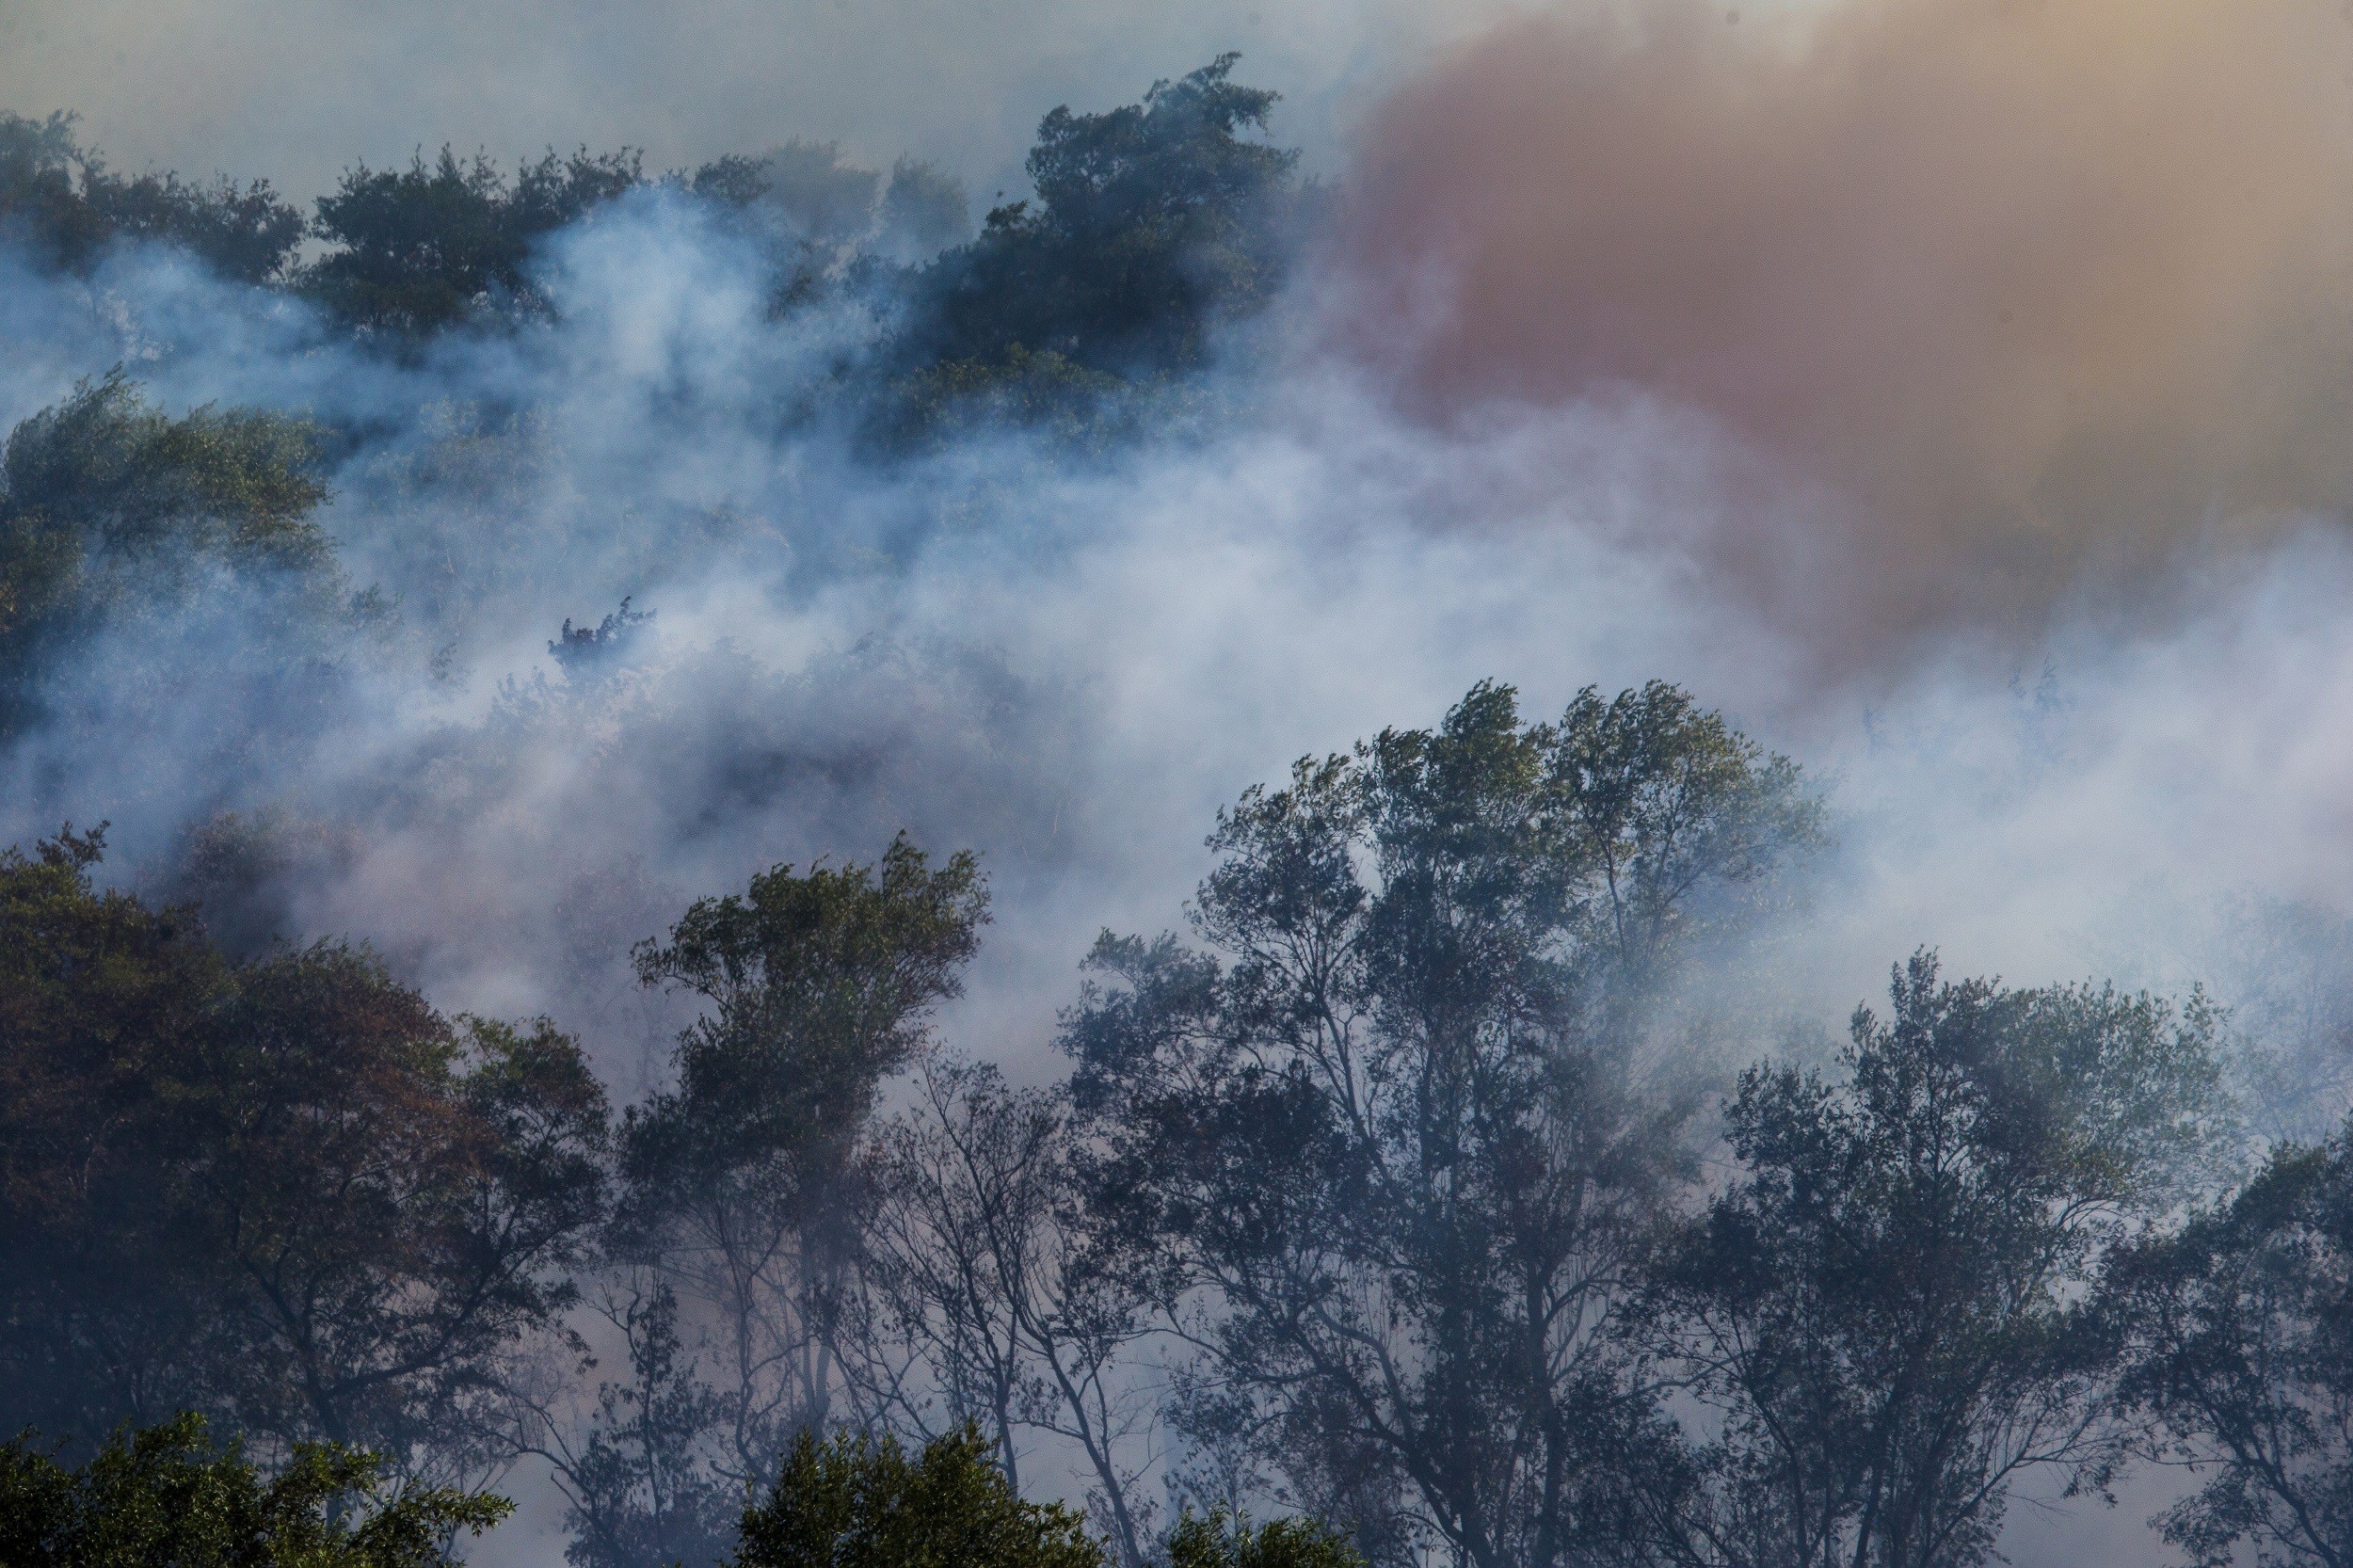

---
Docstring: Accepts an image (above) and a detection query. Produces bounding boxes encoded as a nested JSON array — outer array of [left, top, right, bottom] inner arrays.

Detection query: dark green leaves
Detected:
[[0, 112, 302, 281], [0, 1414, 507, 1567], [0, 830, 610, 1478], [732, 1426, 1099, 1568], [306, 146, 643, 334], [1655, 952, 2232, 1568]]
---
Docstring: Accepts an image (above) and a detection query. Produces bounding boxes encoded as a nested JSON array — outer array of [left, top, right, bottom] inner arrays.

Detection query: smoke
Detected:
[[9, 8, 2353, 1560], [1328, 0, 2353, 668]]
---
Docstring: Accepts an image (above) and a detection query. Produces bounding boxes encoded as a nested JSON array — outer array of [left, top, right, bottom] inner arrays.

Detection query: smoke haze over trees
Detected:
[[8, 7, 2353, 1568]]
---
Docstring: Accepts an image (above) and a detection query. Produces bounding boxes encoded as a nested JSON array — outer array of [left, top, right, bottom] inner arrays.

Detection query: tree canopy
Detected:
[[0, 826, 609, 1480], [0, 1414, 508, 1568]]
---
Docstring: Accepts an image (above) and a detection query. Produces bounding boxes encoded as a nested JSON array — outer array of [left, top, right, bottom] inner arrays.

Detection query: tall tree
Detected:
[[1653, 953, 2231, 1568], [1064, 681, 1821, 1568], [2108, 1119, 2353, 1568]]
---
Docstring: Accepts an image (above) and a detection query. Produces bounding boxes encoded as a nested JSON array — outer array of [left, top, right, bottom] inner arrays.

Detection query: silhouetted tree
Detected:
[[881, 55, 1299, 443], [0, 111, 301, 280], [539, 1281, 738, 1568], [857, 1059, 1156, 1564], [2109, 1119, 2353, 1568], [306, 145, 641, 333]]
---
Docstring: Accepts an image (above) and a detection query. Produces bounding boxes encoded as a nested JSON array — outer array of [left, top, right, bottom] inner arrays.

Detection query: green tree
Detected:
[[0, 1413, 507, 1567], [2108, 1121, 2353, 1568], [1654, 953, 2233, 1568], [306, 145, 642, 334], [1064, 681, 1821, 1568], [731, 1425, 1098, 1568], [616, 837, 988, 1486], [0, 112, 301, 281], [1167, 1509, 1365, 1568], [886, 55, 1298, 440], [0, 372, 341, 736], [0, 826, 611, 1482]]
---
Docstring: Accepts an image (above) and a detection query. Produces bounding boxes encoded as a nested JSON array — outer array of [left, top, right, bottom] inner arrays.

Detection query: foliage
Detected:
[[1167, 1509, 1366, 1568], [1063, 680, 1822, 1568], [876, 158, 971, 262], [552, 597, 655, 680], [0, 827, 610, 1481], [731, 1424, 1100, 1568], [305, 145, 643, 333], [2108, 1121, 2353, 1568], [695, 141, 882, 249], [1653, 953, 2233, 1568], [0, 111, 302, 280], [881, 55, 1298, 442], [0, 372, 341, 734], [0, 1413, 508, 1567], [616, 837, 989, 1481]]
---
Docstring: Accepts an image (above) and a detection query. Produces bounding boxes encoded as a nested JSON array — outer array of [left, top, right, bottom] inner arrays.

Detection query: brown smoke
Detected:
[[1328, 0, 2353, 664]]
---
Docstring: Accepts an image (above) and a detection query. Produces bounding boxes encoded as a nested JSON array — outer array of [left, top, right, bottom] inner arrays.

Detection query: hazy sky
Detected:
[[0, 0, 1528, 203]]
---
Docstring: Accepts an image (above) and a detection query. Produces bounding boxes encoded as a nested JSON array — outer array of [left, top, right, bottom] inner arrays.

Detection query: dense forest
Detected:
[[8, 683, 2352, 1568], [4, 49, 2353, 1568]]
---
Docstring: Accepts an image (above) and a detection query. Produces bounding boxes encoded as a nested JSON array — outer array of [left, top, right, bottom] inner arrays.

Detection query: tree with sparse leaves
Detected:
[[616, 837, 989, 1492]]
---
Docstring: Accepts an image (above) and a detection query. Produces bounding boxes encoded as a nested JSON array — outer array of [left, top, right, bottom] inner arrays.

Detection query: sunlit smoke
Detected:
[[1328, 0, 2353, 668]]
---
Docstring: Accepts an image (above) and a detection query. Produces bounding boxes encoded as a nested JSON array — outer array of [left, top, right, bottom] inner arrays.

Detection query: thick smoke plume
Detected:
[[1332, 0, 2353, 667]]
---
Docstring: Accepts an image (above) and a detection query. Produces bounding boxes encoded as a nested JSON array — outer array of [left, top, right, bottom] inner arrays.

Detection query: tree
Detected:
[[0, 826, 611, 1483], [731, 1424, 1100, 1568], [1063, 681, 1821, 1568], [306, 145, 642, 334], [616, 836, 988, 1487], [0, 1413, 507, 1567], [0, 112, 302, 281], [858, 1059, 1158, 1564], [887, 54, 1300, 440], [1653, 953, 2232, 1568], [2108, 1121, 2353, 1568], [0, 372, 341, 736], [1167, 1508, 1365, 1568], [538, 1280, 739, 1568]]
